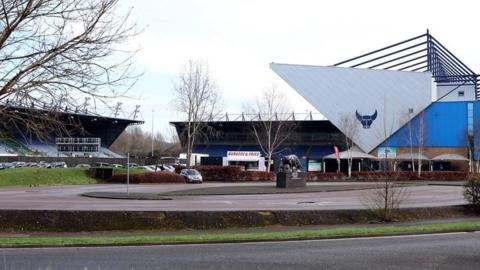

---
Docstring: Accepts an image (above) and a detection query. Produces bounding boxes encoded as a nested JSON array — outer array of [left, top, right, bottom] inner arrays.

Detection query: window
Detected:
[[459, 91, 465, 97], [408, 108, 414, 114]]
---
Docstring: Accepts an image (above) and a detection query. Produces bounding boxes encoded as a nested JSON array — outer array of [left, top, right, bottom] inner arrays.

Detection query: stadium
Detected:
[[0, 103, 143, 161], [172, 31, 479, 172]]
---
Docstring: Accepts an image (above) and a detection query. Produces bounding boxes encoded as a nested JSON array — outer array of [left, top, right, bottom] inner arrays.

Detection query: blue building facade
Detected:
[[383, 101, 477, 149]]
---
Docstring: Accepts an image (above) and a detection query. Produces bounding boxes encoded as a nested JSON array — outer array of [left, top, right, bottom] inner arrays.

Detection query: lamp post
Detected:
[[151, 109, 154, 158], [127, 152, 130, 195]]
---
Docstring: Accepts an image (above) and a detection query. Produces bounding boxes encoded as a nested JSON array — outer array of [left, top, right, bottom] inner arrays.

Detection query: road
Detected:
[[1, 232, 480, 269], [0, 182, 466, 211]]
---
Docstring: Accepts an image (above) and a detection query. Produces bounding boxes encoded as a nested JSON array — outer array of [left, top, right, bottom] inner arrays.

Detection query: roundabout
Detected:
[[0, 182, 467, 211], [0, 181, 471, 231]]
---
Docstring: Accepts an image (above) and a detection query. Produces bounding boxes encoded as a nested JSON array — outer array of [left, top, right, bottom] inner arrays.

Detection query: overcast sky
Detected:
[[121, 0, 479, 138]]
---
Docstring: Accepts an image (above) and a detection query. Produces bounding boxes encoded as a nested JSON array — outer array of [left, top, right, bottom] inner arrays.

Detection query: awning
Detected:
[[395, 153, 430, 161], [323, 146, 377, 160], [431, 153, 469, 161]]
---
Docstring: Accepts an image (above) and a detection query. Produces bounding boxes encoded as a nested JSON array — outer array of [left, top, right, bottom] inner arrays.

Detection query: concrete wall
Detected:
[[436, 84, 476, 102]]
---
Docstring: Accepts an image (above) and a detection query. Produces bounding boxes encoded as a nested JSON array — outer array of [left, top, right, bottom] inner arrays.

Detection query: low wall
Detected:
[[0, 206, 474, 232]]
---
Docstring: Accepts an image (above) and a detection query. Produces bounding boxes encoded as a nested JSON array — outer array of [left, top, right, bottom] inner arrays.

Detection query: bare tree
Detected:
[[172, 59, 221, 166], [465, 128, 474, 173], [0, 0, 140, 139], [245, 86, 294, 172], [400, 111, 417, 173], [339, 113, 359, 178], [364, 96, 409, 221], [415, 111, 427, 176], [375, 96, 398, 171], [111, 126, 181, 157], [464, 125, 480, 173], [363, 174, 409, 221]]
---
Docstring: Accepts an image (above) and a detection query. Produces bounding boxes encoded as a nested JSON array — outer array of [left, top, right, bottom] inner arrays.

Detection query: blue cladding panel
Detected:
[[309, 146, 335, 158], [277, 145, 310, 157], [383, 101, 473, 148], [192, 145, 208, 153], [238, 145, 260, 151], [207, 145, 239, 156]]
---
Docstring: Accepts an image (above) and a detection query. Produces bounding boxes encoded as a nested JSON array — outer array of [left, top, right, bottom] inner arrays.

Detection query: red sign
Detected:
[[227, 151, 261, 161], [227, 151, 260, 157]]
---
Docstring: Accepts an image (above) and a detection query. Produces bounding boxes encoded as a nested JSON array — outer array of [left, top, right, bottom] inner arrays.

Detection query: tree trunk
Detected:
[[417, 159, 422, 177], [266, 153, 272, 172], [348, 158, 352, 178]]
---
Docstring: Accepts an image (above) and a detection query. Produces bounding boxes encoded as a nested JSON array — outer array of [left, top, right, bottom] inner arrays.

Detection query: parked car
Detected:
[[38, 162, 51, 168], [139, 165, 155, 172], [96, 162, 111, 167], [75, 164, 91, 168], [3, 162, 14, 169], [179, 169, 203, 183], [110, 164, 123, 168], [126, 162, 139, 168], [12, 161, 27, 168], [51, 162, 67, 168], [157, 164, 175, 172]]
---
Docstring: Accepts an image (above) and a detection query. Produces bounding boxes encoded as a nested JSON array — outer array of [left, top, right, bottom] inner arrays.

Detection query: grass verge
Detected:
[[0, 167, 144, 187], [0, 168, 95, 186], [1, 221, 479, 247]]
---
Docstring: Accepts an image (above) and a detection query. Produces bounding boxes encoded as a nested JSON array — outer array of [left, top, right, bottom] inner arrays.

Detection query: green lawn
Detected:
[[0, 167, 144, 187], [1, 221, 479, 247]]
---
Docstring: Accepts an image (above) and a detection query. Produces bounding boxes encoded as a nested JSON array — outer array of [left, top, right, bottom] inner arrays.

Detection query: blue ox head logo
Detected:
[[355, 109, 377, 129]]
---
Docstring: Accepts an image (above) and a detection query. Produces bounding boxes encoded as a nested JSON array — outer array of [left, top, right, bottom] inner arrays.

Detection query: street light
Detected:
[[151, 109, 154, 158]]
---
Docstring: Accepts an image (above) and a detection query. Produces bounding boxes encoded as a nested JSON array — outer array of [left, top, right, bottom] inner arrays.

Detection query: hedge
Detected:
[[107, 172, 185, 184], [193, 165, 275, 182], [351, 171, 468, 181], [174, 165, 468, 182], [174, 165, 275, 182], [306, 172, 344, 182]]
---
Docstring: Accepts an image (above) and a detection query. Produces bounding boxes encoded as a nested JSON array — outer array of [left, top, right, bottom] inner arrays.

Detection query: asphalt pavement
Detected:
[[1, 232, 480, 270], [0, 182, 467, 211]]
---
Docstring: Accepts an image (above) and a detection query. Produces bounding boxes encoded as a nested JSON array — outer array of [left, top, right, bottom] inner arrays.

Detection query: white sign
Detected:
[[377, 147, 397, 158], [227, 151, 261, 161]]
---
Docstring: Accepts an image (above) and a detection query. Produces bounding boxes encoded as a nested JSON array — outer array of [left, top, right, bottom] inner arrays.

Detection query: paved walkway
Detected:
[[0, 182, 467, 211]]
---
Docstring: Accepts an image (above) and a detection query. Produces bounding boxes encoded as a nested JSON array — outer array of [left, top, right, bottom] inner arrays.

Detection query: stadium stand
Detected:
[[0, 105, 143, 158]]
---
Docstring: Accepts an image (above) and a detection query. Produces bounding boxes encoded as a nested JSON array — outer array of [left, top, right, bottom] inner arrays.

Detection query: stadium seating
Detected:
[[0, 134, 125, 158], [100, 147, 125, 158]]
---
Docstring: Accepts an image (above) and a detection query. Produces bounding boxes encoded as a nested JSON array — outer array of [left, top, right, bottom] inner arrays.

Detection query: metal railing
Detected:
[[55, 137, 101, 145], [203, 112, 327, 122]]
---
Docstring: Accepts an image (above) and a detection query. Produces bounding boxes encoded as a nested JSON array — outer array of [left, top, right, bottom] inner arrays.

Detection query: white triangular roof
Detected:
[[396, 153, 430, 160], [323, 146, 377, 159], [431, 153, 468, 161], [271, 63, 433, 153]]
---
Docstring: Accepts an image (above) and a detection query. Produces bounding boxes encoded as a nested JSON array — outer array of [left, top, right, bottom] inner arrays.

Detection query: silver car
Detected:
[[180, 169, 203, 183]]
